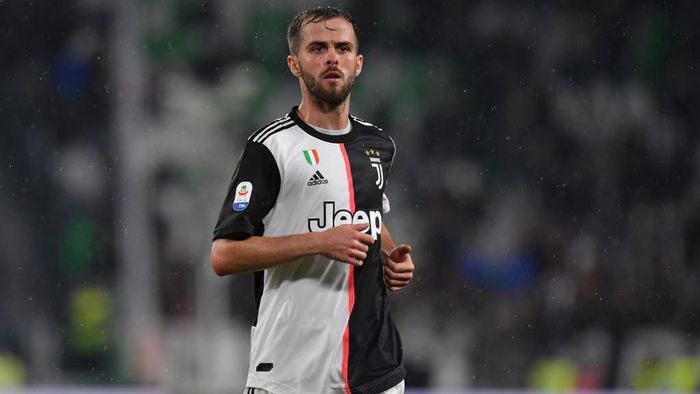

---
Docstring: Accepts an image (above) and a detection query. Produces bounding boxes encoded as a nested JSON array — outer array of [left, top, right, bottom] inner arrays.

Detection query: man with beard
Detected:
[[211, 6, 414, 394]]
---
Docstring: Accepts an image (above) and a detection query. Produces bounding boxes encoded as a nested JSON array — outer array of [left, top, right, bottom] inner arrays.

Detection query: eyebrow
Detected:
[[306, 40, 355, 49]]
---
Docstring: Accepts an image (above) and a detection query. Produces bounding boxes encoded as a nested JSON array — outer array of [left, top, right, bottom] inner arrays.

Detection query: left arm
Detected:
[[381, 224, 415, 292]]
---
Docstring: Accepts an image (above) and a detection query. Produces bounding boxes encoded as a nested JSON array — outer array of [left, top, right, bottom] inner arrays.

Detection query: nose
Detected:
[[326, 49, 339, 66]]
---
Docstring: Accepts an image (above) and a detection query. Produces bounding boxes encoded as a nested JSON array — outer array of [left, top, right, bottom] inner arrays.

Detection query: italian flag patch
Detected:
[[303, 149, 320, 166]]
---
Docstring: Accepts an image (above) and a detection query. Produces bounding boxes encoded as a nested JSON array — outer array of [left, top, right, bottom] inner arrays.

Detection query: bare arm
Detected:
[[381, 224, 415, 292], [211, 223, 374, 276]]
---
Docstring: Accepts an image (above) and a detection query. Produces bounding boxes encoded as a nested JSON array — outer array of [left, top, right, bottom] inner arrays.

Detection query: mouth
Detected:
[[323, 70, 343, 80]]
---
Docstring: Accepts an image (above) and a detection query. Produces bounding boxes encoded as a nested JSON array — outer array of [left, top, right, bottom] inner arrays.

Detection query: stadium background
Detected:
[[1, 0, 699, 392]]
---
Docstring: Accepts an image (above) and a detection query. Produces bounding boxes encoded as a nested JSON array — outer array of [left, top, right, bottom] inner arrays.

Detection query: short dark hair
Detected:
[[287, 6, 359, 55]]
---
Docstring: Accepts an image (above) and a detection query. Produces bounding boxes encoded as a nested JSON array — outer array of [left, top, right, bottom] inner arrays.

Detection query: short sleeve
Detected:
[[382, 193, 390, 214], [212, 141, 280, 241]]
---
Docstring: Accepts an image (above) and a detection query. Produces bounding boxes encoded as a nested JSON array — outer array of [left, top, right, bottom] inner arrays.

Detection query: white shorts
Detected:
[[244, 379, 405, 394]]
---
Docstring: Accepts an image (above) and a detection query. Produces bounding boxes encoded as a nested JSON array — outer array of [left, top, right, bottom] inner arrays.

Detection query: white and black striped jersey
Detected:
[[213, 107, 405, 394]]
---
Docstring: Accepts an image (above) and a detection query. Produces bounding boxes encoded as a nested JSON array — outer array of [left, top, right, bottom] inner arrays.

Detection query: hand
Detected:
[[381, 244, 414, 292], [318, 223, 375, 266]]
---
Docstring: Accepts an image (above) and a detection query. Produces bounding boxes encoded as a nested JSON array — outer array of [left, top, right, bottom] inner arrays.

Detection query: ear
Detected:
[[355, 54, 364, 77], [287, 55, 301, 77]]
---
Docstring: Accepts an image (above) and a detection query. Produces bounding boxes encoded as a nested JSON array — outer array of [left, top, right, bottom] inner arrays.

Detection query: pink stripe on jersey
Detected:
[[339, 144, 355, 212], [339, 143, 355, 394]]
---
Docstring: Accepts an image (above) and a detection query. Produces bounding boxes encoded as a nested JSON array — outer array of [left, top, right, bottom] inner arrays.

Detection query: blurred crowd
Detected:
[[1, 0, 699, 392]]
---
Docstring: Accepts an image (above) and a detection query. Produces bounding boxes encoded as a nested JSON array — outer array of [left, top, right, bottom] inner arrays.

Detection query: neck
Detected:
[[297, 94, 351, 130]]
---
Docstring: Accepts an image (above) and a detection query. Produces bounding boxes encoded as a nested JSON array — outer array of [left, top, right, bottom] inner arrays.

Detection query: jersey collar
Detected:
[[289, 106, 357, 143]]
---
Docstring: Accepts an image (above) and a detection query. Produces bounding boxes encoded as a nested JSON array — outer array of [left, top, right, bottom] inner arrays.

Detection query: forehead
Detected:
[[299, 17, 357, 45]]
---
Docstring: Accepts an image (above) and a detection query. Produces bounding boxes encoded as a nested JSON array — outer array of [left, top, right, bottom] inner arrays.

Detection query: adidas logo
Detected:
[[307, 170, 329, 186]]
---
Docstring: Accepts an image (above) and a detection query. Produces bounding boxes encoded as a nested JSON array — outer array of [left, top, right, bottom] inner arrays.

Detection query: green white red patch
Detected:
[[303, 149, 320, 166]]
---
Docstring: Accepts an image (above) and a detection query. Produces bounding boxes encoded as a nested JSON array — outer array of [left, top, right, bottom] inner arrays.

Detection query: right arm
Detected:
[[211, 223, 374, 276]]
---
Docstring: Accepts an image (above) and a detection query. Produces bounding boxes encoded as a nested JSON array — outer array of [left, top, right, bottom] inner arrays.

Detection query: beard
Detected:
[[300, 66, 356, 108]]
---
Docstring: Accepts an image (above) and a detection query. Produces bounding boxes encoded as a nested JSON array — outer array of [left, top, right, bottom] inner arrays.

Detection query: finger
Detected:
[[354, 240, 369, 253], [386, 279, 409, 288], [350, 223, 370, 232], [383, 255, 397, 270], [385, 271, 413, 281], [385, 270, 410, 281], [381, 249, 390, 265], [357, 232, 375, 245], [386, 281, 408, 291], [347, 256, 363, 266], [389, 244, 412, 260], [395, 261, 415, 273], [384, 280, 411, 287], [385, 258, 413, 273]]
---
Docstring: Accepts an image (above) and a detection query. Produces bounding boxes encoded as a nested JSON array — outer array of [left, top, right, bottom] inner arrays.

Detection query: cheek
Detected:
[[300, 56, 322, 69], [343, 58, 359, 72]]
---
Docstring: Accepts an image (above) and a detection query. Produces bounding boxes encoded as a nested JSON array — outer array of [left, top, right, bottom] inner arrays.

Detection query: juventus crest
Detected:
[[365, 149, 384, 190], [370, 157, 384, 189]]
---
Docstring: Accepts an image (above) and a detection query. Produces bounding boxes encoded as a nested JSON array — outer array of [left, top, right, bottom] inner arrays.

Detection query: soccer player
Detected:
[[211, 6, 414, 394]]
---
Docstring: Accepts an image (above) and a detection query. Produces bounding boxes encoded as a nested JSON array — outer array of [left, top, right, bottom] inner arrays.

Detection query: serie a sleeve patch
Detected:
[[233, 181, 253, 211]]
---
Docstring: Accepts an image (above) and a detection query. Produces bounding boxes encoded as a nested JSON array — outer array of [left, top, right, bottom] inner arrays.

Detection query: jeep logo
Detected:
[[308, 201, 382, 240]]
